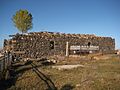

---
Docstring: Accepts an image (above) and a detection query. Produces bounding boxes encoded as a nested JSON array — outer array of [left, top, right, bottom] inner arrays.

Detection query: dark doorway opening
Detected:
[[88, 42, 91, 47], [50, 41, 54, 49]]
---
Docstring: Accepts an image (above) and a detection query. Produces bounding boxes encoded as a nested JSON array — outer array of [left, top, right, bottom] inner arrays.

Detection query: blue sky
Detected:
[[0, 0, 120, 49]]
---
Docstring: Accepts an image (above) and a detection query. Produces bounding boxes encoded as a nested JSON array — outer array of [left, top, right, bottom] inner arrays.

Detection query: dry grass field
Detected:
[[1, 54, 120, 90]]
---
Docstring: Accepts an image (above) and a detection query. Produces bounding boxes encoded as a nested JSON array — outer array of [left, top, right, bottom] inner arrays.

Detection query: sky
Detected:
[[0, 0, 120, 49]]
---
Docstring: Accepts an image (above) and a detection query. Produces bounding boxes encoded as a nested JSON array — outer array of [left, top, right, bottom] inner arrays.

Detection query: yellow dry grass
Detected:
[[8, 54, 120, 90]]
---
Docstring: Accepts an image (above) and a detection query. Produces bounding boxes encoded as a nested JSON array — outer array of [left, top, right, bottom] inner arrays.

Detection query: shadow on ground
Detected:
[[60, 84, 74, 90], [0, 59, 57, 90], [0, 65, 17, 90], [31, 62, 57, 90]]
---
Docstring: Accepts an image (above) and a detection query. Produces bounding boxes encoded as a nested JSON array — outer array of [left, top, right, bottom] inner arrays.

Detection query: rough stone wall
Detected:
[[4, 32, 115, 58]]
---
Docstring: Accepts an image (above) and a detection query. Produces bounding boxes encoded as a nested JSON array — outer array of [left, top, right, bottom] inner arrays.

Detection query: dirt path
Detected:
[[52, 64, 85, 70]]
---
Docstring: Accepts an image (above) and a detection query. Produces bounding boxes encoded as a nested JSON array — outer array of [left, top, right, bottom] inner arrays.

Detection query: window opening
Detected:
[[88, 42, 91, 47], [50, 41, 54, 49]]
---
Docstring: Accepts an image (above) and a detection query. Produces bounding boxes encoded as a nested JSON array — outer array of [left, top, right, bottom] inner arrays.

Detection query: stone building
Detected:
[[4, 32, 115, 58]]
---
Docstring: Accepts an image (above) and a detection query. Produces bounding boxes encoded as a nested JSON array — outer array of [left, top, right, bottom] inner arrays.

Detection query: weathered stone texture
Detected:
[[4, 32, 115, 58]]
